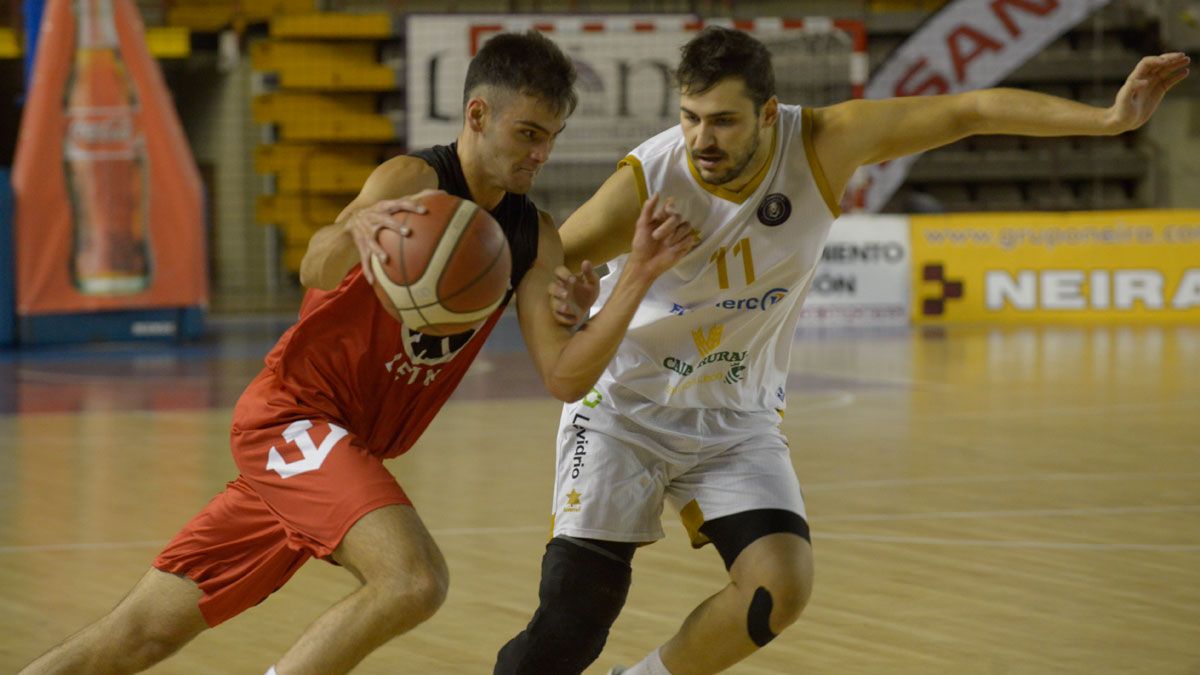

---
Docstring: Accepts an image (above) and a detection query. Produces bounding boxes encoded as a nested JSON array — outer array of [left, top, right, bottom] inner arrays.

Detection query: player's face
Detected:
[[680, 78, 763, 186], [484, 93, 568, 194]]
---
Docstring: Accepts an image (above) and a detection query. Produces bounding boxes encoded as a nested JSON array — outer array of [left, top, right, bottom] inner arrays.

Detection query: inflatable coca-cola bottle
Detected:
[[63, 0, 150, 295]]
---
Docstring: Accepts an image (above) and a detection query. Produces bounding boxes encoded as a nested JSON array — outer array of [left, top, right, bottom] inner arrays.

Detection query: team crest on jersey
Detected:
[[401, 326, 475, 365], [757, 193, 791, 227], [384, 326, 476, 386]]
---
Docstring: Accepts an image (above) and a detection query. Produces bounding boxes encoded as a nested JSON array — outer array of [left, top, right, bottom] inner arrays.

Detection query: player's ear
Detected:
[[466, 97, 488, 133], [761, 96, 779, 127]]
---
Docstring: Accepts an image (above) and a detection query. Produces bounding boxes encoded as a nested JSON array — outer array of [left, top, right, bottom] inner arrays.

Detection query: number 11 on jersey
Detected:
[[710, 237, 756, 290]]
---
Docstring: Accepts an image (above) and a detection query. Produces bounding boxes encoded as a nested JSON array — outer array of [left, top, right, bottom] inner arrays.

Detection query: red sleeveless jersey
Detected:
[[256, 267, 506, 459]]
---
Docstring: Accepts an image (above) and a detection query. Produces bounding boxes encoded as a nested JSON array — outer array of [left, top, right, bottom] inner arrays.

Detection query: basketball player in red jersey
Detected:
[[21, 32, 694, 675]]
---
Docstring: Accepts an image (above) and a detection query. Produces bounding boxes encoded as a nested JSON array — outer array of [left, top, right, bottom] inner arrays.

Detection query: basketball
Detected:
[[370, 193, 512, 335]]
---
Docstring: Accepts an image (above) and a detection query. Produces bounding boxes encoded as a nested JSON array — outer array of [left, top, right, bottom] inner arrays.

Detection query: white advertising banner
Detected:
[[852, 0, 1110, 212], [406, 15, 864, 161], [799, 214, 911, 326]]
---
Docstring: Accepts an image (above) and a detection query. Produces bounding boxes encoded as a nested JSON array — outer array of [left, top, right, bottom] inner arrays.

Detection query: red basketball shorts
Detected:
[[154, 370, 411, 626]]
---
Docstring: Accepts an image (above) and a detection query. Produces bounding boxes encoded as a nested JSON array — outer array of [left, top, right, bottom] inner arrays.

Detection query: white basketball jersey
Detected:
[[595, 104, 841, 412]]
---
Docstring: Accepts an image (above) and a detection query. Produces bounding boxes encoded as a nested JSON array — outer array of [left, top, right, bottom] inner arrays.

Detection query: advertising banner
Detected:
[[13, 0, 206, 316], [851, 0, 1110, 212], [911, 210, 1200, 323], [406, 14, 865, 161], [799, 214, 911, 326]]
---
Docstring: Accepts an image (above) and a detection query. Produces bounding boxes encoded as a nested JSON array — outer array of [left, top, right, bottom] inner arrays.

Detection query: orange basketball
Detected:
[[370, 193, 511, 335]]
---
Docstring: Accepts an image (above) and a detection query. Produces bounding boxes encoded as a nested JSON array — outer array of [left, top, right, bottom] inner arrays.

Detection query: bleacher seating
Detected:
[[251, 12, 397, 273]]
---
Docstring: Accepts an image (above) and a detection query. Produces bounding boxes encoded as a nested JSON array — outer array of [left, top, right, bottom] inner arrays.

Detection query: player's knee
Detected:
[[745, 554, 813, 634], [406, 566, 450, 621], [374, 563, 450, 629], [767, 572, 812, 628], [494, 537, 633, 674], [538, 537, 632, 626], [105, 614, 196, 669], [704, 510, 814, 636], [126, 634, 185, 669]]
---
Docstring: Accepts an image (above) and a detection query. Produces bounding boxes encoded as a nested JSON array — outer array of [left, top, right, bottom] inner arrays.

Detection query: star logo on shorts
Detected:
[[566, 489, 582, 507]]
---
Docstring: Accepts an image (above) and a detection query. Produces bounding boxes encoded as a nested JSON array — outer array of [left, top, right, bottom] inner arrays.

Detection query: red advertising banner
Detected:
[[13, 0, 206, 315]]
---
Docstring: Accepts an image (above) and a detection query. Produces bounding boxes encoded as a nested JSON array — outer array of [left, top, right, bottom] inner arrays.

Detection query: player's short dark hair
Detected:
[[676, 26, 775, 110], [463, 31, 578, 117]]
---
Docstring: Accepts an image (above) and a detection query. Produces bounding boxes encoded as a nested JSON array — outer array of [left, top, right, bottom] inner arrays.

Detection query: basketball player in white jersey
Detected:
[[495, 27, 1190, 675]]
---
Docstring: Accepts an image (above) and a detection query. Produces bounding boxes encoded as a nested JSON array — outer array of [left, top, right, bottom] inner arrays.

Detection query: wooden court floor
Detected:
[[1, 320, 1198, 674]]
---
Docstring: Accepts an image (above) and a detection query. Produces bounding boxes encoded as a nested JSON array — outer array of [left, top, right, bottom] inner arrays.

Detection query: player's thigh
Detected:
[[552, 398, 672, 543], [233, 416, 412, 559], [332, 504, 447, 592], [154, 479, 313, 627], [666, 427, 808, 551]]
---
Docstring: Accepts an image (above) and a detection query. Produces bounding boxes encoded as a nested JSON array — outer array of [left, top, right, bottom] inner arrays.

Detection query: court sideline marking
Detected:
[[3, 502, 1197, 555]]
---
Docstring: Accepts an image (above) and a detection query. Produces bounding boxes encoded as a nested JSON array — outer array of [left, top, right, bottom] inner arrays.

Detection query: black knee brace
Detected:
[[494, 537, 634, 675]]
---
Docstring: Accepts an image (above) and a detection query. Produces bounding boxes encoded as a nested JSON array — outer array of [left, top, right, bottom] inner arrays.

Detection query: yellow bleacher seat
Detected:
[[275, 66, 400, 91], [271, 13, 395, 39], [266, 159, 377, 194], [168, 0, 316, 31], [252, 92, 378, 124], [144, 27, 190, 58], [257, 194, 348, 227], [0, 26, 189, 59], [250, 40, 379, 71], [254, 144, 378, 172], [0, 28, 19, 58], [283, 246, 307, 273], [274, 115, 397, 143]]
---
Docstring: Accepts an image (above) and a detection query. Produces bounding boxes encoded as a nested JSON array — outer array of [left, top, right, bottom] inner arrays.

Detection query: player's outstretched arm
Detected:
[[299, 156, 439, 290], [517, 196, 695, 402], [811, 52, 1191, 201]]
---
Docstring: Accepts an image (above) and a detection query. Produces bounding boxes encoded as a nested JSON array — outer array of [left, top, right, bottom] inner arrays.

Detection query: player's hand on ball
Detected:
[[549, 260, 599, 326], [344, 189, 442, 284], [1107, 52, 1190, 133], [628, 193, 697, 279]]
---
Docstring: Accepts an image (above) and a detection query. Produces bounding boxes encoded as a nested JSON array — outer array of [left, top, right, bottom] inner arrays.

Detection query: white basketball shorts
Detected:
[[550, 382, 807, 547]]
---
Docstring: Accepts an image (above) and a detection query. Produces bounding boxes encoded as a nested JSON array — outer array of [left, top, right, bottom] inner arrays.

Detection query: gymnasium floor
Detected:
[[1, 315, 1198, 674]]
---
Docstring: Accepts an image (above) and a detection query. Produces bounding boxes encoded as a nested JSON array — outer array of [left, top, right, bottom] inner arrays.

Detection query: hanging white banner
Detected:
[[851, 0, 1111, 213], [406, 14, 866, 161]]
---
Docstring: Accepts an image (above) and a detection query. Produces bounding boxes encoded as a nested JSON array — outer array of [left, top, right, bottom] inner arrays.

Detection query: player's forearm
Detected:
[[299, 223, 359, 290], [966, 88, 1120, 138], [543, 266, 656, 402]]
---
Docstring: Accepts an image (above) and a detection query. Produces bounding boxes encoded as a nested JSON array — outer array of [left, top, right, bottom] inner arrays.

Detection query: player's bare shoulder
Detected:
[[362, 155, 440, 202], [805, 101, 879, 203]]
